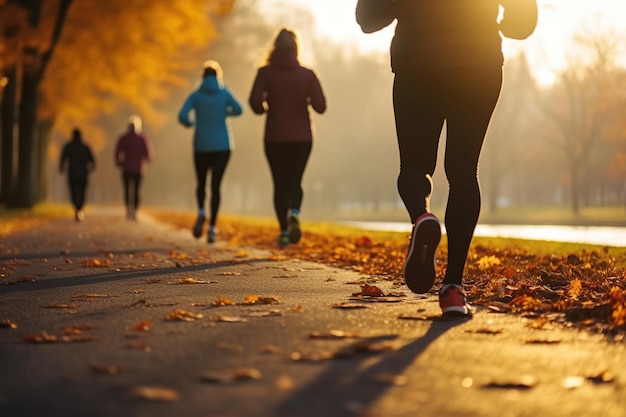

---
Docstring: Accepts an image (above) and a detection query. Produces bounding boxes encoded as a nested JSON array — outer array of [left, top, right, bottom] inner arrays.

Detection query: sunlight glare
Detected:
[[261, 0, 626, 87]]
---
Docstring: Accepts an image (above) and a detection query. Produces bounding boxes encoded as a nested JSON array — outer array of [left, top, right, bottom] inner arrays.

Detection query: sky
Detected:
[[262, 0, 626, 86]]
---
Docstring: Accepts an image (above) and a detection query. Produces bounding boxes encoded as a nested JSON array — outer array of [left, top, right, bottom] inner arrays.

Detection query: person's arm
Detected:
[[178, 95, 195, 127], [356, 0, 396, 34], [499, 0, 538, 40], [308, 71, 327, 115], [248, 70, 268, 115], [225, 89, 243, 117], [86, 146, 96, 173]]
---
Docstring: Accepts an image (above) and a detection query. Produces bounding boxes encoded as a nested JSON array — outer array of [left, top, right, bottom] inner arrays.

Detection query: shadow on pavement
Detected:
[[273, 318, 467, 417], [0, 258, 267, 294]]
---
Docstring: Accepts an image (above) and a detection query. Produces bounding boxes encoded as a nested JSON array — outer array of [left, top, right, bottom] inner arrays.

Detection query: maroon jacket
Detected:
[[114, 131, 153, 174], [249, 50, 326, 143]]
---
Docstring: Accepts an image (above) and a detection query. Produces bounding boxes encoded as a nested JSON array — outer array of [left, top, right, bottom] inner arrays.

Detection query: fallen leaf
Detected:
[[43, 304, 77, 309], [130, 321, 152, 332], [165, 309, 203, 321], [290, 351, 336, 362], [61, 325, 98, 334], [586, 370, 616, 384], [212, 296, 237, 306], [81, 259, 111, 268], [0, 319, 17, 329], [353, 284, 386, 297], [23, 332, 98, 343], [308, 330, 360, 339], [244, 310, 283, 318], [242, 295, 280, 305], [177, 277, 216, 284], [212, 315, 248, 323], [332, 302, 369, 310], [482, 375, 538, 390], [524, 339, 561, 344], [199, 367, 262, 384], [465, 328, 503, 335], [129, 386, 180, 402]]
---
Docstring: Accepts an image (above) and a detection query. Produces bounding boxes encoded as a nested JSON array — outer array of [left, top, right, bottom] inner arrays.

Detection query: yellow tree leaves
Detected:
[[41, 0, 234, 152]]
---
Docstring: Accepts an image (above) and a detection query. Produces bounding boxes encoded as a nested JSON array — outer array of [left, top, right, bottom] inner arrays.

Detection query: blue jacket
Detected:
[[178, 75, 243, 152]]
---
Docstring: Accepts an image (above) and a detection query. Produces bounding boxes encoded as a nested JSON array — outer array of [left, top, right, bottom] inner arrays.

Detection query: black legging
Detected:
[[264, 141, 312, 232], [194, 151, 230, 227], [68, 179, 87, 211], [122, 172, 142, 210], [393, 65, 502, 285]]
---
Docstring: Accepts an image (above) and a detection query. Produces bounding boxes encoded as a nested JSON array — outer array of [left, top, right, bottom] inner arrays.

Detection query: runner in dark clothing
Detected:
[[59, 128, 96, 221], [249, 28, 327, 248], [114, 116, 153, 221], [356, 0, 538, 316]]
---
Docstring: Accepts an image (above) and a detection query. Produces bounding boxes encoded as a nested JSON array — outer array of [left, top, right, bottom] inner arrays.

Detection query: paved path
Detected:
[[0, 209, 624, 417]]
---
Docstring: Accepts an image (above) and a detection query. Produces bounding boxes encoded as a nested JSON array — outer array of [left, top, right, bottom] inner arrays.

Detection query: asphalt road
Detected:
[[1, 208, 624, 417]]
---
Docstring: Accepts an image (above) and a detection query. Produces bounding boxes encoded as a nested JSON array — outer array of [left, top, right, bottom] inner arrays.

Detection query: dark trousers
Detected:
[[122, 172, 142, 210], [194, 151, 231, 227], [68, 178, 87, 211], [393, 65, 502, 284], [264, 141, 312, 231]]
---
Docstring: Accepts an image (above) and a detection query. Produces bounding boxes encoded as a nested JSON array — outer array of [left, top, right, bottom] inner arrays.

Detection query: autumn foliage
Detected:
[[151, 210, 626, 335]]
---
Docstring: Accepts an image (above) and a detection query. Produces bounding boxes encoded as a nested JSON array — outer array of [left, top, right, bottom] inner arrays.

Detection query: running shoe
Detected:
[[403, 212, 441, 293], [192, 214, 205, 239], [278, 231, 290, 248], [439, 284, 473, 316], [288, 211, 301, 244], [208, 226, 217, 243]]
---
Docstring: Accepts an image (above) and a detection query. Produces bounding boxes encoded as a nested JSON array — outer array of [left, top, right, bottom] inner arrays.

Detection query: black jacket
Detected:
[[356, 0, 538, 72], [60, 138, 95, 181]]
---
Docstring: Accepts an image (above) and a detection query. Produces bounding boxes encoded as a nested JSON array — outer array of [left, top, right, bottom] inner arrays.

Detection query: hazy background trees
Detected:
[[2, 0, 626, 222]]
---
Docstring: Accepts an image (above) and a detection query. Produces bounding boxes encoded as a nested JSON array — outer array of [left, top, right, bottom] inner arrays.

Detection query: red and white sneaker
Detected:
[[403, 213, 441, 294], [439, 284, 473, 316]]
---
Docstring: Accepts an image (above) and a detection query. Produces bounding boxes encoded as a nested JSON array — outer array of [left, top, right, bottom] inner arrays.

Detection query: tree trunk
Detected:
[[36, 118, 54, 202], [1, 66, 17, 204], [10, 67, 39, 208]]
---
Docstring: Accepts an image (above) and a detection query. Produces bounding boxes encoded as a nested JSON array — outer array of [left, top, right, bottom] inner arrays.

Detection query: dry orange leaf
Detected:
[[242, 295, 280, 305], [81, 259, 111, 267], [308, 330, 361, 339], [213, 296, 237, 306], [178, 277, 216, 284], [353, 284, 386, 297], [130, 320, 152, 331], [23, 332, 98, 343], [129, 386, 180, 402], [169, 250, 191, 260], [43, 304, 77, 309], [165, 308, 203, 321], [0, 319, 18, 329]]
